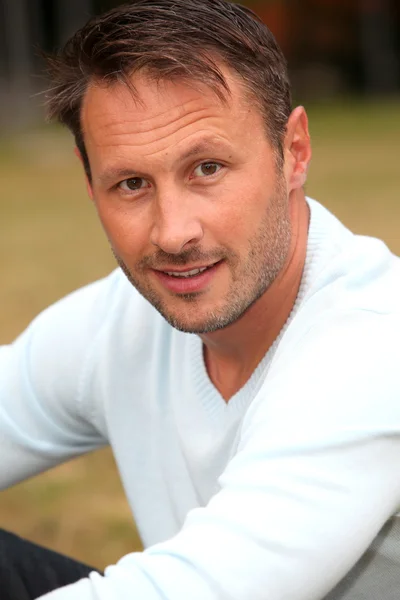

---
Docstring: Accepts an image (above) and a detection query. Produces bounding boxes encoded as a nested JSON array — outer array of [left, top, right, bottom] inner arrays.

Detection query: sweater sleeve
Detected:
[[36, 310, 400, 600], [0, 273, 119, 489]]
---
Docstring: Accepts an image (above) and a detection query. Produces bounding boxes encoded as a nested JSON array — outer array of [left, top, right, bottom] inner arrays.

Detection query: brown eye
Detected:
[[201, 163, 218, 176], [119, 177, 148, 192], [194, 162, 222, 178], [127, 178, 144, 190]]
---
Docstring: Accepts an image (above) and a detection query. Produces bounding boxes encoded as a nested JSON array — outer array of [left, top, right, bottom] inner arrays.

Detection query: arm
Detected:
[[37, 310, 400, 600], [0, 274, 119, 488]]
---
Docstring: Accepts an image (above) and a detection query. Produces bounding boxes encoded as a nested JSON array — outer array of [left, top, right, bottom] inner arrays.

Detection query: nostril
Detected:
[[150, 221, 204, 254]]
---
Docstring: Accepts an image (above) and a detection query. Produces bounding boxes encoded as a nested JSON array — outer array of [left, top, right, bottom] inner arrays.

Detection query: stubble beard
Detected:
[[114, 178, 291, 334]]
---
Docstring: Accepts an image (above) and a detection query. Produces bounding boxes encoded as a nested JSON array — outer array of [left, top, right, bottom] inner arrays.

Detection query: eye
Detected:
[[193, 162, 222, 178], [118, 177, 149, 192]]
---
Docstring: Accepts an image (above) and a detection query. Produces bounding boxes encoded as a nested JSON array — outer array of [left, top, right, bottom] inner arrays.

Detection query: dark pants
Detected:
[[0, 529, 99, 599]]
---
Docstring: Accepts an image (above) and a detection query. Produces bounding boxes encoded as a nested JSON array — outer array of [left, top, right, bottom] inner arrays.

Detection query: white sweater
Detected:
[[1, 199, 400, 600]]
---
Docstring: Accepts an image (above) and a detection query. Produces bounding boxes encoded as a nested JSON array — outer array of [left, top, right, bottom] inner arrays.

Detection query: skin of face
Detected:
[[80, 69, 304, 335]]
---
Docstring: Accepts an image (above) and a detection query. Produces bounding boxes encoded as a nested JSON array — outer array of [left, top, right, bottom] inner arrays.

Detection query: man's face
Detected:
[[81, 70, 291, 333]]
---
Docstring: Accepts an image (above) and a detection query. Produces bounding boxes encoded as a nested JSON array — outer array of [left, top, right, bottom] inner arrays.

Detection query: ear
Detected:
[[283, 106, 312, 192], [74, 147, 94, 200]]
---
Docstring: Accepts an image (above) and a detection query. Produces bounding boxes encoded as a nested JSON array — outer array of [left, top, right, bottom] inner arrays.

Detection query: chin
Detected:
[[158, 304, 243, 334], [163, 319, 224, 334]]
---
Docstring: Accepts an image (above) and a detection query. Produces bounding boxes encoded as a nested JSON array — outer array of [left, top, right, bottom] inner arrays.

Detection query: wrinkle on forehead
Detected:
[[96, 128, 232, 163], [83, 75, 229, 132], [141, 131, 233, 161], [90, 107, 220, 147], [85, 110, 234, 164], [82, 70, 249, 138], [89, 99, 215, 135]]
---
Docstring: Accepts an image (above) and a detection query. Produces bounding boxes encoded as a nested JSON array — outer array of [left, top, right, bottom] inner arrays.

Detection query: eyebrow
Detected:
[[97, 138, 232, 185], [98, 168, 141, 185], [179, 139, 232, 162]]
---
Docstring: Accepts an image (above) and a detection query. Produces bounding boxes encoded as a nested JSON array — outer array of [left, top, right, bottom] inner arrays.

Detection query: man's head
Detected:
[[46, 0, 292, 180], [46, 0, 311, 334]]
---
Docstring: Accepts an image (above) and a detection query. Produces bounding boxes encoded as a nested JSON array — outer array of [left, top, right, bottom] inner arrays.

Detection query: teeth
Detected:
[[165, 266, 209, 278]]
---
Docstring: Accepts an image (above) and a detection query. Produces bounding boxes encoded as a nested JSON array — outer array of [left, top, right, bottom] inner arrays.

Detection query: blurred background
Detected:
[[0, 0, 399, 569]]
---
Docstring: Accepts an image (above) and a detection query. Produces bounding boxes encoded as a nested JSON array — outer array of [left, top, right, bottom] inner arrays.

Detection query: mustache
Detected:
[[138, 247, 227, 269]]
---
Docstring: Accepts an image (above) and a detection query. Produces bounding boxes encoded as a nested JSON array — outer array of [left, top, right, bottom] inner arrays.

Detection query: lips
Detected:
[[153, 261, 222, 294], [163, 265, 212, 278]]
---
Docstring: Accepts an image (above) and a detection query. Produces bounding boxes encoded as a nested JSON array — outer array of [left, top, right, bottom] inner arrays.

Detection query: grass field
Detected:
[[0, 100, 399, 569]]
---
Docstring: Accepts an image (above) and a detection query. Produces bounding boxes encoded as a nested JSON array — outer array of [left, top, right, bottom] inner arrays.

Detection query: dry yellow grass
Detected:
[[0, 101, 399, 569]]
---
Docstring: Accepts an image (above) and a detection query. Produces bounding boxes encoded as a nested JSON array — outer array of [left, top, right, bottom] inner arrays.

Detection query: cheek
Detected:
[[94, 198, 151, 257], [210, 179, 271, 243]]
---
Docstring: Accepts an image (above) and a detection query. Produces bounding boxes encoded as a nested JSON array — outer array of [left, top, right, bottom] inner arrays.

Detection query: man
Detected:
[[1, 0, 399, 598]]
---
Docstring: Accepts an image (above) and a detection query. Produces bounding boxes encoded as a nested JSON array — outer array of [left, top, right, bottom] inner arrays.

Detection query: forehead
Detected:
[[82, 68, 260, 138]]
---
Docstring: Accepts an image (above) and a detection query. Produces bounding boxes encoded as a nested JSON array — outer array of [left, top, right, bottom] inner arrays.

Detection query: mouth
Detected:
[[162, 264, 216, 278], [152, 261, 222, 294]]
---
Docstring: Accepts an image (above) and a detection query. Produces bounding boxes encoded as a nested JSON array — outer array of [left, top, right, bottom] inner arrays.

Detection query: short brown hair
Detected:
[[46, 0, 292, 179]]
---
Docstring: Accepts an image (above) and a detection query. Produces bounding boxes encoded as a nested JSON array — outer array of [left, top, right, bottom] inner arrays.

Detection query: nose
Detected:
[[150, 191, 204, 254]]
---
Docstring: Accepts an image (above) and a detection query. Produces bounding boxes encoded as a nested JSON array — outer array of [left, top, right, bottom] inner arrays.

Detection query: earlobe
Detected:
[[284, 106, 312, 191], [74, 147, 94, 200]]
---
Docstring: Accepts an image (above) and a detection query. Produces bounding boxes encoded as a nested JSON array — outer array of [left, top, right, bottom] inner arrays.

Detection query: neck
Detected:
[[201, 190, 310, 401]]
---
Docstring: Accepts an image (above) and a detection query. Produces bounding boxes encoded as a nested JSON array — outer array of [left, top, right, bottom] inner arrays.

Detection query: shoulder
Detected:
[[305, 198, 400, 315], [245, 308, 400, 451]]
